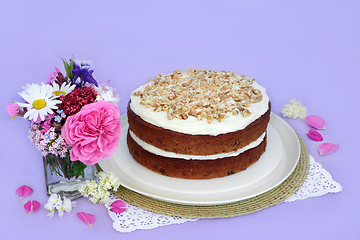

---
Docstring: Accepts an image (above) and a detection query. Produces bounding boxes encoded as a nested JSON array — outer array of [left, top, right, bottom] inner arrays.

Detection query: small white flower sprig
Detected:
[[44, 194, 76, 218], [281, 98, 307, 119], [79, 172, 121, 204]]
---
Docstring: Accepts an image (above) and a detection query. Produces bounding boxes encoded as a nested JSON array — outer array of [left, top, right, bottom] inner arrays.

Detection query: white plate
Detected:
[[99, 113, 300, 206]]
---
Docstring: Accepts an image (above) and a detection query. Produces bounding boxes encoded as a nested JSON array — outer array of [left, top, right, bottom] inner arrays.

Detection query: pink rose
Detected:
[[61, 100, 121, 165]]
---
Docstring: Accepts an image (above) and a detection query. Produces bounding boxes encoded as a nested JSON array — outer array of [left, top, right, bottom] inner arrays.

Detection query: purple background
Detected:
[[1, 0, 359, 239]]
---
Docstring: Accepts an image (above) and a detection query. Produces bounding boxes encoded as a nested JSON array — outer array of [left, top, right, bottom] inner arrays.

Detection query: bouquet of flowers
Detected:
[[6, 58, 121, 181]]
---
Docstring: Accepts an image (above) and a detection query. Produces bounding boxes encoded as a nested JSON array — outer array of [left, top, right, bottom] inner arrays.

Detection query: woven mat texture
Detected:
[[106, 134, 309, 218]]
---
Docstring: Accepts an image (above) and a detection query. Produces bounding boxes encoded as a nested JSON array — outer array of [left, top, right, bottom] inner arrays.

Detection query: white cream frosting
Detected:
[[130, 81, 269, 136], [129, 130, 266, 160]]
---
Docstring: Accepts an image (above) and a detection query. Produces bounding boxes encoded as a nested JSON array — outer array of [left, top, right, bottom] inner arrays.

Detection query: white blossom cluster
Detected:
[[281, 99, 307, 119], [44, 194, 76, 218], [79, 172, 121, 204], [95, 81, 120, 106]]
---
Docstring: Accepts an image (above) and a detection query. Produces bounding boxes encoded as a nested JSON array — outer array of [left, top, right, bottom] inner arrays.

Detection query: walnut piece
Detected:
[[132, 69, 263, 123]]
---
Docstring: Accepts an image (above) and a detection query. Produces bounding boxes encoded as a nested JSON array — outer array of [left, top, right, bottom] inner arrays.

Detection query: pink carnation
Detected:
[[61, 100, 121, 165], [6, 103, 19, 117]]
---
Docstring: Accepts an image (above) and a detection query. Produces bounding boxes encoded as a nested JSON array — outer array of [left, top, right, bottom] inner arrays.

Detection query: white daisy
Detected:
[[17, 83, 62, 122], [51, 82, 76, 96]]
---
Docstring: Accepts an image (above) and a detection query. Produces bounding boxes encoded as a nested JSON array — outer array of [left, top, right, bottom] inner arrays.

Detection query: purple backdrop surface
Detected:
[[1, 0, 359, 239]]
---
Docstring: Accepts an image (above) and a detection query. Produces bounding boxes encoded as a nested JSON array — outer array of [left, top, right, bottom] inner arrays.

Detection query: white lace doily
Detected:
[[105, 155, 342, 233], [283, 155, 342, 202]]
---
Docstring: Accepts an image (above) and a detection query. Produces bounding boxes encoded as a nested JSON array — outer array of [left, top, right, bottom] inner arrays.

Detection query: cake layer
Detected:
[[129, 79, 270, 135], [128, 130, 266, 160], [127, 130, 267, 179], [127, 102, 271, 156]]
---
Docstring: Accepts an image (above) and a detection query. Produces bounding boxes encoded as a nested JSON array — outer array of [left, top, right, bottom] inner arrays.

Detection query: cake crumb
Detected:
[[281, 99, 307, 119]]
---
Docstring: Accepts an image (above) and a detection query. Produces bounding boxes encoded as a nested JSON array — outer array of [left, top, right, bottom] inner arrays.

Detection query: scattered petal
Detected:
[[16, 185, 33, 200], [77, 212, 95, 227], [110, 207, 127, 214], [109, 200, 127, 208], [109, 200, 128, 214], [305, 115, 326, 129], [319, 143, 339, 156], [306, 129, 323, 141], [24, 200, 41, 214], [47, 210, 55, 219]]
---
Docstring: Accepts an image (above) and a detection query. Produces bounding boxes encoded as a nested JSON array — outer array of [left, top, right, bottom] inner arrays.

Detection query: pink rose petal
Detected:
[[110, 207, 127, 214], [319, 143, 339, 156], [24, 200, 41, 214], [305, 115, 326, 130], [306, 129, 323, 141], [16, 185, 33, 200], [77, 212, 95, 227], [109, 200, 128, 214], [110, 200, 127, 208]]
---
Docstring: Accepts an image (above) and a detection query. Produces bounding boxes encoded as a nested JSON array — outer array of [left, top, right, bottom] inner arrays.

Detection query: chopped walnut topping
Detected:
[[132, 69, 264, 123]]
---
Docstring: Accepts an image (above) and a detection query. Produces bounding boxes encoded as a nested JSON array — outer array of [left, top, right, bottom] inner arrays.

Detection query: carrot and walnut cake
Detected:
[[127, 69, 271, 179]]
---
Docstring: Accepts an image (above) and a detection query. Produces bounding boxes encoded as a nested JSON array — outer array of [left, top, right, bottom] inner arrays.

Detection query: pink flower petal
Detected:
[[110, 207, 127, 214], [77, 212, 95, 227], [16, 185, 33, 200], [109, 200, 128, 214], [319, 143, 339, 156], [306, 129, 323, 141], [305, 115, 326, 130], [109, 200, 127, 208], [24, 200, 41, 214]]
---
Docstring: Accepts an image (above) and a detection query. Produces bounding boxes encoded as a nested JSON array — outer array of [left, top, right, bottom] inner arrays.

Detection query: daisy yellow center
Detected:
[[52, 90, 66, 96], [32, 99, 46, 110]]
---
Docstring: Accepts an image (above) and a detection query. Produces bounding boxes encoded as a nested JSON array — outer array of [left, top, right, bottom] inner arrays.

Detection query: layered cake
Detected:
[[127, 69, 271, 179]]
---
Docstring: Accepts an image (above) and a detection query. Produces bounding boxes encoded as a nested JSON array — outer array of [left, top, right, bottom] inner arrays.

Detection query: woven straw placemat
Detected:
[[104, 133, 309, 219]]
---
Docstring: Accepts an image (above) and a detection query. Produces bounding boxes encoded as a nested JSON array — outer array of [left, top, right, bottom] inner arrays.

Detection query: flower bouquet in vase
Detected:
[[6, 58, 121, 199]]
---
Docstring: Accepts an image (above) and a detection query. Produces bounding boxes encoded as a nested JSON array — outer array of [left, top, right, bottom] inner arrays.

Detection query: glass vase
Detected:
[[43, 152, 96, 200]]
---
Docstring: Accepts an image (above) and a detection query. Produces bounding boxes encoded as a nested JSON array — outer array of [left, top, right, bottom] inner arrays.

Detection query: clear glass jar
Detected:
[[43, 152, 95, 200]]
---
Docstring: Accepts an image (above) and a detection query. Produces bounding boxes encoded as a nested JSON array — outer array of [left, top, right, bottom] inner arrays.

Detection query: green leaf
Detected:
[[61, 58, 71, 78], [68, 58, 75, 80], [72, 162, 87, 176]]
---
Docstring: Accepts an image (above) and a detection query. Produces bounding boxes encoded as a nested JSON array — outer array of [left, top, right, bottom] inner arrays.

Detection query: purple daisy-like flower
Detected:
[[72, 60, 98, 87]]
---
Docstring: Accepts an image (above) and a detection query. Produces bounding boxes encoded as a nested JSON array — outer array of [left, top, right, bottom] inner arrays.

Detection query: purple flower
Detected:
[[71, 60, 98, 87]]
